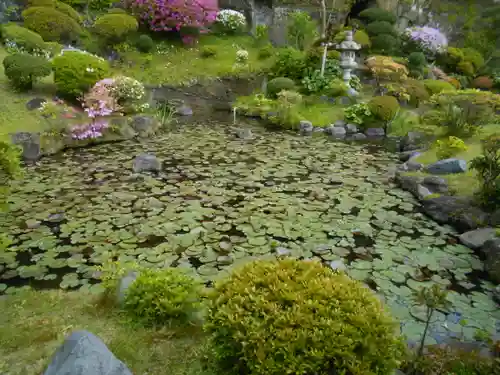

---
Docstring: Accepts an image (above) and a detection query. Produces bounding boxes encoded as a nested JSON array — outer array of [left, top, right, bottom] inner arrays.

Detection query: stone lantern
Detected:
[[337, 31, 361, 96]]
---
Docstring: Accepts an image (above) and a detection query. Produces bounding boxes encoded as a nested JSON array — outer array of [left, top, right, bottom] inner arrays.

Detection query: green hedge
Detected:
[[22, 6, 83, 42]]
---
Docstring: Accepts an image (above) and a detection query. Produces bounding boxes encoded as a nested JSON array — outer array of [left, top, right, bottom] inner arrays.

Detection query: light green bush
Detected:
[[93, 13, 138, 44], [368, 95, 400, 122], [22, 6, 82, 42], [267, 77, 296, 99], [3, 53, 52, 90]]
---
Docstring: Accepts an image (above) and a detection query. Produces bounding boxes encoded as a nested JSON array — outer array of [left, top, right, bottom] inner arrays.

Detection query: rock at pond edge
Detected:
[[43, 330, 133, 375], [117, 271, 138, 306], [426, 159, 467, 175], [133, 153, 161, 173], [480, 238, 500, 284], [459, 228, 498, 250]]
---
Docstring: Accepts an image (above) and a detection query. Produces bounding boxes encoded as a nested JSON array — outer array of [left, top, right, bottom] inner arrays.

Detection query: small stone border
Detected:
[[298, 119, 387, 141]]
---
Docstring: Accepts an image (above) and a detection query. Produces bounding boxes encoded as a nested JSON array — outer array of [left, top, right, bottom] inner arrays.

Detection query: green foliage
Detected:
[[135, 34, 154, 53], [301, 69, 330, 95], [434, 136, 468, 159], [254, 24, 269, 46], [470, 133, 500, 209], [325, 78, 348, 97], [268, 47, 306, 80], [205, 259, 406, 375], [366, 21, 397, 36], [439, 47, 485, 77], [267, 77, 296, 99], [0, 137, 22, 211], [1, 23, 47, 54], [93, 13, 138, 44], [286, 10, 318, 51], [2, 53, 52, 90], [423, 79, 456, 95], [124, 268, 203, 325], [258, 43, 273, 60], [408, 52, 426, 78], [422, 103, 483, 139], [388, 110, 420, 136], [22, 6, 82, 43], [344, 103, 372, 125], [53, 51, 110, 98], [401, 79, 429, 105], [108, 7, 127, 14], [200, 45, 217, 58], [269, 90, 303, 129], [371, 34, 400, 55], [359, 7, 397, 24], [59, 0, 118, 11], [368, 95, 399, 122], [27, 0, 83, 23]]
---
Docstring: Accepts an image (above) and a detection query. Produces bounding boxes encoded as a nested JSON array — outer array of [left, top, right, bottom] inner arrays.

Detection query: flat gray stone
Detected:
[[422, 176, 448, 193], [481, 239, 500, 284], [346, 133, 367, 141], [26, 97, 47, 110], [329, 127, 346, 139], [313, 127, 325, 133], [11, 132, 41, 163], [345, 123, 358, 134], [299, 120, 313, 135], [177, 105, 193, 116], [333, 120, 346, 127], [459, 228, 497, 250], [426, 158, 467, 175], [417, 184, 433, 200], [365, 128, 385, 138], [235, 128, 253, 140], [132, 153, 161, 173], [399, 150, 421, 162], [43, 330, 133, 375], [405, 160, 423, 171]]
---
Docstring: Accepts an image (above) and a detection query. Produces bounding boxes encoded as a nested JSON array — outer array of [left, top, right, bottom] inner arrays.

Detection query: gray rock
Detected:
[[26, 97, 47, 111], [339, 96, 352, 105], [329, 260, 347, 271], [345, 123, 358, 134], [313, 127, 325, 133], [133, 153, 161, 173], [25, 219, 41, 229], [116, 271, 138, 305], [365, 128, 385, 138], [324, 125, 335, 135], [11, 132, 41, 163], [43, 330, 133, 375], [346, 133, 367, 141], [426, 158, 467, 175], [421, 196, 490, 232], [176, 105, 193, 116], [299, 120, 313, 135], [459, 228, 498, 250], [129, 115, 158, 137], [422, 176, 448, 193], [491, 209, 500, 226], [417, 184, 433, 200], [329, 127, 346, 139], [334, 120, 346, 127], [402, 131, 425, 151], [235, 128, 253, 140], [396, 174, 422, 196], [405, 160, 423, 171], [217, 255, 234, 265], [494, 285, 500, 304], [276, 247, 291, 256], [399, 150, 421, 162], [481, 238, 500, 284]]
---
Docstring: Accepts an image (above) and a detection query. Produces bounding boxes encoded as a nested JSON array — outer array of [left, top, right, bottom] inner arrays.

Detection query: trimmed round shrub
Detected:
[[108, 7, 127, 14], [124, 268, 203, 325], [200, 45, 217, 58], [359, 7, 397, 24], [53, 51, 110, 98], [258, 43, 273, 60], [205, 259, 406, 375], [371, 34, 399, 55], [354, 29, 371, 48], [403, 79, 430, 105], [29, 0, 83, 23], [93, 13, 138, 44], [366, 21, 397, 36], [1, 23, 46, 53], [214, 9, 247, 34], [3, 53, 52, 90], [268, 47, 306, 81], [368, 95, 400, 121], [423, 79, 456, 95], [22, 7, 82, 42], [135, 34, 154, 53], [408, 51, 426, 69], [267, 77, 296, 99], [462, 48, 484, 71], [472, 76, 494, 90]]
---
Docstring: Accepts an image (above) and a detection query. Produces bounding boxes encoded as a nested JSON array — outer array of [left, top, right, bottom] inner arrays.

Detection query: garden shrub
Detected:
[[268, 47, 306, 81], [359, 7, 397, 24], [3, 53, 52, 90], [371, 34, 400, 55], [1, 23, 46, 54], [53, 51, 110, 98], [22, 6, 82, 43], [267, 91, 302, 129], [108, 75, 145, 105], [439, 47, 484, 77], [366, 21, 397, 37], [214, 9, 247, 34], [108, 7, 127, 14], [254, 24, 268, 46], [301, 69, 330, 95], [472, 76, 494, 90], [404, 26, 448, 55], [325, 78, 348, 97], [423, 79, 456, 95], [124, 267, 203, 325], [257, 43, 273, 60], [365, 55, 408, 81], [200, 45, 217, 58], [471, 133, 500, 209], [368, 95, 400, 122], [403, 79, 430, 105], [286, 10, 318, 51], [446, 77, 461, 89], [205, 258, 405, 375], [93, 13, 138, 44], [135, 34, 154, 52], [408, 51, 426, 77], [434, 136, 468, 159], [267, 77, 296, 99], [28, 0, 83, 23], [344, 103, 372, 125]]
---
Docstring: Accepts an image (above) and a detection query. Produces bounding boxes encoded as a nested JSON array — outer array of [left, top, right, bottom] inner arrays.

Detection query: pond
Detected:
[[1, 122, 499, 344]]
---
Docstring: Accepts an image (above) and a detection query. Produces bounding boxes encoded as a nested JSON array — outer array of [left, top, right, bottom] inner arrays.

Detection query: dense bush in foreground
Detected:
[[22, 6, 82, 43], [3, 53, 52, 90], [205, 259, 405, 375]]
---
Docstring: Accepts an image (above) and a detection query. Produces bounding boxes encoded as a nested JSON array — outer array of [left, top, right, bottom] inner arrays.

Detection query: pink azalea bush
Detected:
[[127, 0, 218, 41]]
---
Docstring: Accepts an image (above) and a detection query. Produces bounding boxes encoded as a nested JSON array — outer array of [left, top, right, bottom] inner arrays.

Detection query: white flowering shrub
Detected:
[[109, 76, 145, 103], [236, 49, 249, 63], [215, 9, 247, 34]]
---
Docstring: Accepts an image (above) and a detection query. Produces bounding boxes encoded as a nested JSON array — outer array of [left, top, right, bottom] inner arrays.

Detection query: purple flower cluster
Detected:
[[405, 26, 448, 53], [71, 119, 109, 140], [84, 98, 113, 118]]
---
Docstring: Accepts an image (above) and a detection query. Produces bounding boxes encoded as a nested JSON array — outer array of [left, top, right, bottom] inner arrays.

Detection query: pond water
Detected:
[[1, 122, 499, 344]]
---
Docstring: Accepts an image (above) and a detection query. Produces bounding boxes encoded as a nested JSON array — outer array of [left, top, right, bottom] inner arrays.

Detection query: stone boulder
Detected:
[[459, 228, 498, 250], [11, 131, 41, 163], [422, 176, 449, 194], [235, 128, 253, 140], [129, 115, 159, 138], [43, 330, 133, 375], [480, 238, 500, 284], [399, 150, 421, 162], [329, 127, 346, 140], [401, 131, 425, 151], [346, 133, 367, 141], [345, 123, 358, 134], [176, 105, 193, 116], [26, 97, 47, 110], [426, 158, 467, 175], [421, 196, 490, 232], [333, 120, 346, 128], [299, 120, 313, 135], [133, 153, 161, 173], [365, 128, 385, 138]]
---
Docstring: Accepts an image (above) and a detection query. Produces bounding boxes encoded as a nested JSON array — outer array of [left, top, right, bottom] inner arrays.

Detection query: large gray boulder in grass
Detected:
[[43, 330, 133, 375], [425, 158, 467, 174]]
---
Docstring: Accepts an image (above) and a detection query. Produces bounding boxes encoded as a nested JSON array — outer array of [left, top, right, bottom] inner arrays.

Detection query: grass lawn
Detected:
[[114, 35, 267, 86], [406, 124, 500, 197], [0, 289, 215, 375], [299, 100, 345, 126]]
